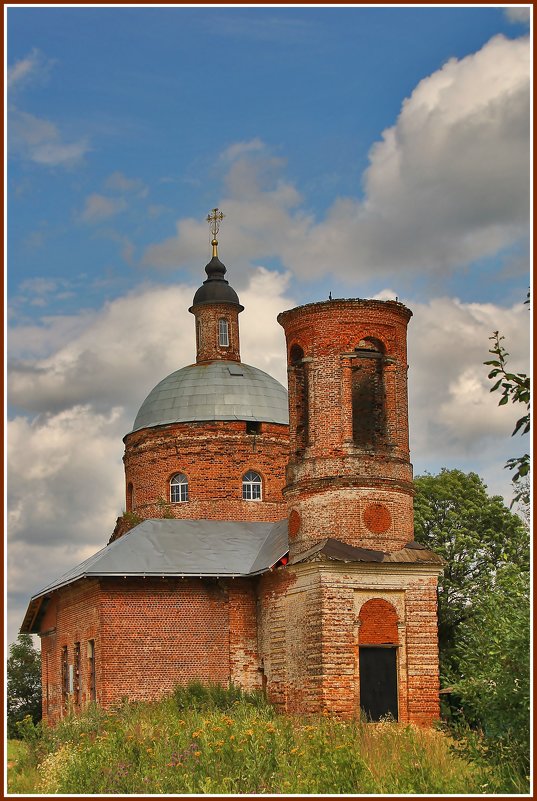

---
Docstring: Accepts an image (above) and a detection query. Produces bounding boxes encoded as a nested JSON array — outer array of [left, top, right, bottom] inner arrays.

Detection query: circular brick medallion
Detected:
[[363, 503, 392, 534], [288, 509, 301, 539]]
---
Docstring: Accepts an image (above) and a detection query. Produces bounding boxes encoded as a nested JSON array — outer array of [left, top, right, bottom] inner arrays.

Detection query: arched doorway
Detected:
[[358, 598, 399, 721]]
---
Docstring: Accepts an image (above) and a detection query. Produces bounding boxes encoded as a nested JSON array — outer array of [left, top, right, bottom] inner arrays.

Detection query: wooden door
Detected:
[[359, 646, 398, 721]]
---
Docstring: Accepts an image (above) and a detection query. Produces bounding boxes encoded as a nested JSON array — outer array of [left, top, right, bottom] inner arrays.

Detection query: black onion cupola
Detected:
[[189, 208, 244, 362]]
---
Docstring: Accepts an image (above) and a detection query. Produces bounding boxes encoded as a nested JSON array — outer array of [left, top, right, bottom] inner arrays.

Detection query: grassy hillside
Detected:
[[8, 683, 528, 795]]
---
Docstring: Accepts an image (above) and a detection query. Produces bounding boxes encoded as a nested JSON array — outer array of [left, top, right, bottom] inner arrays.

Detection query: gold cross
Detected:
[[206, 208, 225, 241]]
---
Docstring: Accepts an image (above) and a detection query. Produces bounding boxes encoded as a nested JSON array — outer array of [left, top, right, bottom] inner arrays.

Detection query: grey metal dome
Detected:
[[131, 360, 289, 433]]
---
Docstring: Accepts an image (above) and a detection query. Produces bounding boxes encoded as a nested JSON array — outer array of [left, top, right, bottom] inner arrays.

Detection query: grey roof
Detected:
[[190, 256, 243, 309], [29, 518, 289, 602], [131, 360, 289, 432], [289, 537, 445, 567]]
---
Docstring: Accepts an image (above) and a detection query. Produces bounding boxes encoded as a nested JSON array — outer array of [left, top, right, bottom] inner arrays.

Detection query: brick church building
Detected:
[[21, 210, 443, 726]]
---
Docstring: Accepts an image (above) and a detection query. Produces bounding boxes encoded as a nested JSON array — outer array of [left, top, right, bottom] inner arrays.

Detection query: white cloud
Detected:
[[105, 171, 147, 195], [142, 34, 529, 287], [80, 193, 127, 223], [407, 295, 530, 470], [9, 107, 89, 167], [221, 138, 266, 163], [7, 48, 54, 91], [505, 6, 531, 24]]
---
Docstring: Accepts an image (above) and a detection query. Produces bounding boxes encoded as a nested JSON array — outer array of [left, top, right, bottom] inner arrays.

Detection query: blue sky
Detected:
[[6, 5, 531, 644]]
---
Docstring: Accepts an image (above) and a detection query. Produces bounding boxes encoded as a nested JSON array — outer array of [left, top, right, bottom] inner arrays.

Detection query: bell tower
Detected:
[[277, 298, 414, 557]]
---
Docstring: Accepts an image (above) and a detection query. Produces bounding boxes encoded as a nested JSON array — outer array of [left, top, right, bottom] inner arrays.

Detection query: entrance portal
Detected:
[[359, 646, 398, 721]]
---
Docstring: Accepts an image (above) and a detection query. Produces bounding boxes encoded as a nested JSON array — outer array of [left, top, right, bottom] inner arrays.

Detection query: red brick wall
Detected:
[[228, 579, 262, 691], [122, 421, 289, 526], [404, 577, 441, 725], [190, 302, 242, 363], [99, 578, 231, 706], [38, 579, 102, 724], [278, 299, 414, 556], [359, 598, 399, 645]]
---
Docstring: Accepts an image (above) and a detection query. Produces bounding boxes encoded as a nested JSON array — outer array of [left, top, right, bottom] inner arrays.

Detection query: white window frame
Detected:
[[242, 470, 262, 501], [170, 473, 189, 503], [218, 318, 230, 347]]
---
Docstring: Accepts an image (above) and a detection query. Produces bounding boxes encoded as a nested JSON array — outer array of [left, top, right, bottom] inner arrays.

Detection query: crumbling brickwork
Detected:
[[278, 299, 414, 557]]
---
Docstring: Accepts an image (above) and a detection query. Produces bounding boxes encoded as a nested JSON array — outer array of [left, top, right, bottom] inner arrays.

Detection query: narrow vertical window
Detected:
[[290, 344, 308, 452], [73, 642, 81, 705], [218, 318, 229, 347], [352, 338, 386, 447], [61, 646, 69, 706], [197, 319, 203, 350], [242, 470, 262, 501], [126, 482, 134, 513], [170, 473, 189, 503], [88, 640, 96, 702]]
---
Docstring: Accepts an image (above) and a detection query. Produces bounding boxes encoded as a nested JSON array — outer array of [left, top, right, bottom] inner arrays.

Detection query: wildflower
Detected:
[[290, 746, 299, 754], [194, 751, 201, 758], [229, 734, 235, 741], [147, 747, 153, 753], [245, 729, 254, 737], [192, 730, 202, 738]]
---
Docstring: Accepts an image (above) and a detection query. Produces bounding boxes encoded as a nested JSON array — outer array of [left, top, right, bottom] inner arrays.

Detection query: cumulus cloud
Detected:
[[7, 48, 54, 91], [8, 107, 90, 167], [505, 6, 531, 24], [407, 295, 529, 471], [8, 48, 89, 167], [142, 34, 529, 287]]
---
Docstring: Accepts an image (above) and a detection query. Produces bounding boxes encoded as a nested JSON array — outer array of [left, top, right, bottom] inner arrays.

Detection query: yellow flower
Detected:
[[146, 747, 152, 753], [229, 734, 235, 741], [290, 746, 299, 754], [194, 751, 201, 758], [245, 729, 254, 737], [192, 730, 202, 738]]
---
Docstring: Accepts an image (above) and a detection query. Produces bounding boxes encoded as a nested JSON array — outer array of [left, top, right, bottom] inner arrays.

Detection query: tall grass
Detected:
[[8, 683, 528, 795]]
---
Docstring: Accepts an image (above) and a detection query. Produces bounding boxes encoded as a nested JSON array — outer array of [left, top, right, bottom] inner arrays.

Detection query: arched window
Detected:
[[218, 318, 229, 347], [352, 337, 386, 447], [170, 473, 189, 503], [242, 470, 262, 501]]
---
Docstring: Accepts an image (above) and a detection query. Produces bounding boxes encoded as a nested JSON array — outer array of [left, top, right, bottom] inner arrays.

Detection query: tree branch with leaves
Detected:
[[484, 292, 530, 504]]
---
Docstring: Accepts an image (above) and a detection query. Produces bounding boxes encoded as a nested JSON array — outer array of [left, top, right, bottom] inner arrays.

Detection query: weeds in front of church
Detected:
[[8, 683, 528, 795]]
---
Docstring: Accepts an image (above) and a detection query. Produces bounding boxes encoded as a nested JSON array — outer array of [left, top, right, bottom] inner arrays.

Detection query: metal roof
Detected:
[[28, 518, 290, 602], [288, 537, 445, 566], [131, 360, 289, 433]]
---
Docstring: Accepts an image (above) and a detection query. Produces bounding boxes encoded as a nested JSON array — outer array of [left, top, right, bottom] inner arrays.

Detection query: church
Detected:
[[21, 209, 443, 726]]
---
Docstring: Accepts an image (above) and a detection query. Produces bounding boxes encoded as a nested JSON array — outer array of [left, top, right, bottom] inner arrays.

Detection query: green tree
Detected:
[[449, 565, 530, 775], [7, 634, 42, 738], [413, 469, 529, 659]]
